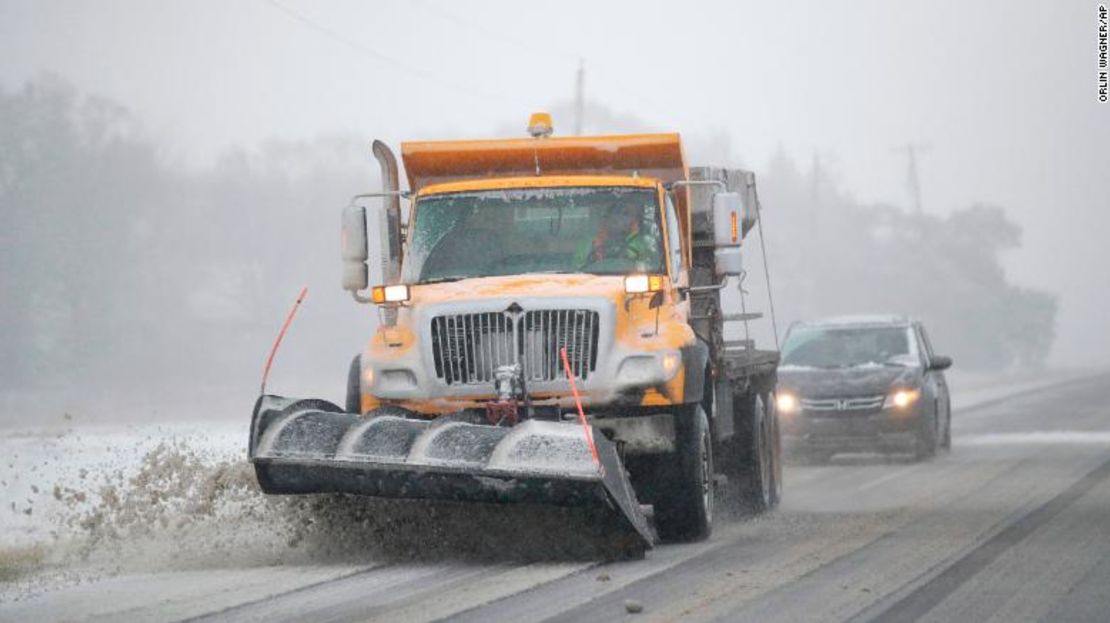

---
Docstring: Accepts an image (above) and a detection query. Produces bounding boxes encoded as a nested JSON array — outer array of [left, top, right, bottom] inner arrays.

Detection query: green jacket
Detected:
[[574, 228, 654, 269]]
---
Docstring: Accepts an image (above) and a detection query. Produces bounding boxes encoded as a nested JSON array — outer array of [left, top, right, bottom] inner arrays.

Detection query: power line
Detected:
[[409, 0, 671, 124], [411, 0, 579, 62], [262, 0, 530, 106]]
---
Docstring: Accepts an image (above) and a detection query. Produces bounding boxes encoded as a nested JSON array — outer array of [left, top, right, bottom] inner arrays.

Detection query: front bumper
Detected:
[[363, 295, 686, 409], [781, 406, 921, 453]]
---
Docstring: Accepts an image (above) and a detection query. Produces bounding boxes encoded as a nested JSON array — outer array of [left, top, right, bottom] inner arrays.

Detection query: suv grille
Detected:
[[430, 309, 599, 385], [800, 395, 885, 412]]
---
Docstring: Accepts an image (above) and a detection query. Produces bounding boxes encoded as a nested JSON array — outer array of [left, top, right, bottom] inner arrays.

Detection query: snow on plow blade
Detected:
[[249, 395, 656, 553]]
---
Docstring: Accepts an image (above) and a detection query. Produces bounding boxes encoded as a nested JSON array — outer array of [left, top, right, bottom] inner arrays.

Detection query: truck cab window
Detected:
[[403, 186, 665, 283]]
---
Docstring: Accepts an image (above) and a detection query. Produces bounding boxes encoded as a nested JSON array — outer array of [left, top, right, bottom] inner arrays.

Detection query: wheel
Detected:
[[765, 392, 783, 508], [346, 355, 361, 413], [915, 411, 938, 461], [651, 404, 714, 542], [737, 393, 779, 511], [940, 400, 952, 451]]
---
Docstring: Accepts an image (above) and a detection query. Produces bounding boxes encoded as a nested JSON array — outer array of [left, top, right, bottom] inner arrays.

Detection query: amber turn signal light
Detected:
[[371, 284, 410, 304]]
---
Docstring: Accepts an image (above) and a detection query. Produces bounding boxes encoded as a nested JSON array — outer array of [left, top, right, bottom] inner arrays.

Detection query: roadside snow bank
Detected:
[[1, 420, 606, 602], [947, 368, 1106, 412], [0, 423, 374, 600]]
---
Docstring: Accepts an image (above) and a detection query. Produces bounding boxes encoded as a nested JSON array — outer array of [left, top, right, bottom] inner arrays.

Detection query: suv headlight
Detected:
[[884, 388, 921, 410], [776, 392, 799, 414]]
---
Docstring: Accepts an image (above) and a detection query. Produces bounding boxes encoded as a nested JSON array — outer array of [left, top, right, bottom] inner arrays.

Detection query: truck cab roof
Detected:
[[417, 175, 663, 198]]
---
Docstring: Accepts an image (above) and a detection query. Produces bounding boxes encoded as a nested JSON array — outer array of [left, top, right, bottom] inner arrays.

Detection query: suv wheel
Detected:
[[915, 412, 938, 460]]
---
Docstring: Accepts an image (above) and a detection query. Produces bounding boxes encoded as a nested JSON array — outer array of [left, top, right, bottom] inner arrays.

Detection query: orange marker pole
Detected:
[[561, 347, 601, 468], [261, 286, 308, 395]]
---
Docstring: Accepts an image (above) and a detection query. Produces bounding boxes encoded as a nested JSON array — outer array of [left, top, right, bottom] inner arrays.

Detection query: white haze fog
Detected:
[[1, 0, 1107, 426]]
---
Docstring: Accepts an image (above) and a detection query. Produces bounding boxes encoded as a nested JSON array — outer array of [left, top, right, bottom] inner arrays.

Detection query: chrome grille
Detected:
[[800, 395, 885, 412], [430, 309, 599, 385]]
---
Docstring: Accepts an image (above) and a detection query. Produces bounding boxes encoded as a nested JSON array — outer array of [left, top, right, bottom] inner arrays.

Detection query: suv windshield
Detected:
[[402, 186, 665, 283], [781, 326, 919, 368]]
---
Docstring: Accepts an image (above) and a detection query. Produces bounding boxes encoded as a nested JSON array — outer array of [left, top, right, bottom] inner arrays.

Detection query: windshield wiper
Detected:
[[418, 276, 468, 285], [420, 270, 586, 285], [853, 360, 909, 368]]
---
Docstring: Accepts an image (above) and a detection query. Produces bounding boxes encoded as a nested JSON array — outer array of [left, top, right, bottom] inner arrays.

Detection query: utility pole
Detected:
[[809, 150, 822, 244], [810, 151, 822, 205], [573, 59, 585, 135], [893, 142, 930, 214]]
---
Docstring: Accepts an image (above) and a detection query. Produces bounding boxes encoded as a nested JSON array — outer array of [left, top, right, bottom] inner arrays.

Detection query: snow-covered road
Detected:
[[3, 369, 1108, 621]]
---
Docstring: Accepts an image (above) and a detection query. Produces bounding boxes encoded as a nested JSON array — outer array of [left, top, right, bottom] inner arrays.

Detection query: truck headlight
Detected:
[[884, 388, 920, 410], [661, 351, 681, 378], [624, 274, 664, 293]]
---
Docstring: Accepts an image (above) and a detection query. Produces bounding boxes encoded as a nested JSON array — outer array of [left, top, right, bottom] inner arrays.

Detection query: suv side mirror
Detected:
[[928, 355, 953, 371], [341, 204, 369, 292]]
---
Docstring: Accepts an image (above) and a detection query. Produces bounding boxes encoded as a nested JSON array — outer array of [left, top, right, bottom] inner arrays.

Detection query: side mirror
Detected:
[[712, 192, 743, 246], [712, 192, 744, 276], [341, 204, 369, 292], [928, 355, 953, 371]]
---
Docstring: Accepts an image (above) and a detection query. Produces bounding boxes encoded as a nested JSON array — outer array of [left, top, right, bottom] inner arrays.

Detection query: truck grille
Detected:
[[431, 309, 599, 386]]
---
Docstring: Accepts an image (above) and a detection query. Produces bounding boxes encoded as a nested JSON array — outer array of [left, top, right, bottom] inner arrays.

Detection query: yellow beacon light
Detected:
[[527, 112, 554, 138]]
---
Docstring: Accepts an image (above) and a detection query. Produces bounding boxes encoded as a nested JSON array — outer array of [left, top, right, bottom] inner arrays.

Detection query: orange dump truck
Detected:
[[249, 114, 781, 557]]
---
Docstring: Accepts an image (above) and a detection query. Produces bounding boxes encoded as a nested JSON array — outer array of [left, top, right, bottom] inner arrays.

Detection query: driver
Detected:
[[574, 201, 653, 269]]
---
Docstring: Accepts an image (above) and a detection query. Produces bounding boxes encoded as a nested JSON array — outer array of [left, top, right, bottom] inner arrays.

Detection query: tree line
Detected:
[[0, 79, 1056, 404]]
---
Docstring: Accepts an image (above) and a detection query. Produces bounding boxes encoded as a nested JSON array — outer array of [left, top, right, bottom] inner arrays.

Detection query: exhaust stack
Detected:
[[372, 139, 404, 285]]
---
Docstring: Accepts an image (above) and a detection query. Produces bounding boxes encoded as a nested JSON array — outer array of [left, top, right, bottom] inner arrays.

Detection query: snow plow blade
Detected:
[[249, 395, 656, 554]]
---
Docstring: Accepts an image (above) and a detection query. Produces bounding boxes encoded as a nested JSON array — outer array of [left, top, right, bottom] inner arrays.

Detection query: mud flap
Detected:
[[249, 395, 656, 553]]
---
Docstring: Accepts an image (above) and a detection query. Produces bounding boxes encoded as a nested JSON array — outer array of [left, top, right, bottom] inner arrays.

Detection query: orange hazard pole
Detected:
[[561, 347, 601, 469], [260, 286, 308, 395]]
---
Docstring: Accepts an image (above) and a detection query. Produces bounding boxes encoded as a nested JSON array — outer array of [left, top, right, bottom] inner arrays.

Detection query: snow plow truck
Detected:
[[249, 114, 782, 558]]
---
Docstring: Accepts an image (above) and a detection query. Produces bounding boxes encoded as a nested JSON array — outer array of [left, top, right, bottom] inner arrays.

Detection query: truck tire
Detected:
[[735, 392, 781, 512], [345, 355, 361, 414], [765, 392, 783, 507], [652, 404, 713, 542]]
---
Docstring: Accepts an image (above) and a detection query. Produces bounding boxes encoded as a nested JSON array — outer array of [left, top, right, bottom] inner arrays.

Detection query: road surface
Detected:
[[3, 372, 1109, 622]]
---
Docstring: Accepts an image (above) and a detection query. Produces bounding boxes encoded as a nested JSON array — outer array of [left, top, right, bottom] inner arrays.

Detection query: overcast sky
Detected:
[[2, 0, 1107, 366]]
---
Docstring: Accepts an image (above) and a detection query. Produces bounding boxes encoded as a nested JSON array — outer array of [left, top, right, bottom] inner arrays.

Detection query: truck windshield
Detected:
[[780, 326, 920, 369], [402, 186, 665, 283]]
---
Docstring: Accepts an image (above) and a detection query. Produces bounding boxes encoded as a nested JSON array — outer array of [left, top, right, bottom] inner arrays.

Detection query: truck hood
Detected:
[[409, 273, 627, 306], [777, 364, 921, 398]]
